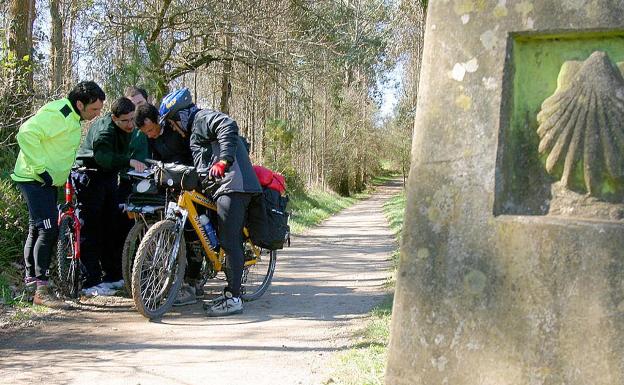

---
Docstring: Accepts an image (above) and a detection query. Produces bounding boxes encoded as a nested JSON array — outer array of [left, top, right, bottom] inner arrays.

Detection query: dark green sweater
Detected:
[[75, 113, 132, 172]]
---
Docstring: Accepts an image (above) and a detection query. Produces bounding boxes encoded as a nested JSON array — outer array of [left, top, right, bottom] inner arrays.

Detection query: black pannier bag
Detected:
[[250, 188, 290, 250], [155, 162, 199, 191]]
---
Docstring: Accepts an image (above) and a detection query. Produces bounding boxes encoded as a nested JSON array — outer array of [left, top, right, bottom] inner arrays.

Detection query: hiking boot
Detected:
[[173, 284, 197, 307], [33, 285, 72, 310], [204, 292, 243, 317], [82, 283, 116, 297]]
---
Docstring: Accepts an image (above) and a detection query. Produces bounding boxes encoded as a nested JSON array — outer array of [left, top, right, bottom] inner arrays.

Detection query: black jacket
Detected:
[[190, 109, 261, 197], [149, 122, 193, 165]]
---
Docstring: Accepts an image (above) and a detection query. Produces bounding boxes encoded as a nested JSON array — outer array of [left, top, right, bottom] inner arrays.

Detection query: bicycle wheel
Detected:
[[131, 219, 186, 319], [122, 220, 149, 293], [240, 243, 276, 301], [56, 216, 81, 298]]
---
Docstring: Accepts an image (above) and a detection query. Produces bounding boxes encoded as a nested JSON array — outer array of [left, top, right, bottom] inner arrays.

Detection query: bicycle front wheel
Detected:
[[131, 219, 186, 319], [56, 216, 81, 298], [241, 243, 276, 301], [122, 220, 149, 293]]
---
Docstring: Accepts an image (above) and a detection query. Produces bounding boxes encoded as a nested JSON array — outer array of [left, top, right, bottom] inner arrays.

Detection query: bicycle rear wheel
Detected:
[[122, 220, 149, 293], [240, 243, 276, 301], [56, 216, 81, 298], [131, 219, 186, 319]]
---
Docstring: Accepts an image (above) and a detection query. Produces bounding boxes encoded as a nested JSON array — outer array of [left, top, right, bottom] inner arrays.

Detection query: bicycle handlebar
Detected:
[[71, 166, 98, 172]]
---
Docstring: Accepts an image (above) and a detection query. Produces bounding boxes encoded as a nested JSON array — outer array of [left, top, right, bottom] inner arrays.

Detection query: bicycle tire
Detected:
[[56, 216, 81, 298], [121, 221, 149, 293], [241, 244, 276, 301], [131, 219, 186, 319]]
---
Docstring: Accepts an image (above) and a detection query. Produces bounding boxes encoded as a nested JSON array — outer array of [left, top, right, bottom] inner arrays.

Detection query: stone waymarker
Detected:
[[386, 1, 624, 385]]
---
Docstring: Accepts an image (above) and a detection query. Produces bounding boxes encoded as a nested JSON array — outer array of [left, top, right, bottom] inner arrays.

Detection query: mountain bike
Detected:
[[131, 162, 276, 319], [55, 168, 89, 298]]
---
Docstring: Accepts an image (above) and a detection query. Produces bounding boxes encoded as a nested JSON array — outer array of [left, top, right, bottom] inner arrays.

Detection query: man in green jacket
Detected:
[[72, 97, 147, 296], [11, 81, 105, 308], [114, 86, 150, 287]]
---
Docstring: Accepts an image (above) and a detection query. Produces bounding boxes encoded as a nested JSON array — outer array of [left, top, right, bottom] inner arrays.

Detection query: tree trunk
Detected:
[[7, 0, 36, 93], [64, 0, 77, 85], [50, 0, 64, 93], [219, 33, 233, 114]]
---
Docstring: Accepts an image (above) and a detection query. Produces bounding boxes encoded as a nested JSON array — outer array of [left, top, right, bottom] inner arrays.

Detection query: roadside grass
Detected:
[[288, 189, 359, 234], [328, 189, 406, 385]]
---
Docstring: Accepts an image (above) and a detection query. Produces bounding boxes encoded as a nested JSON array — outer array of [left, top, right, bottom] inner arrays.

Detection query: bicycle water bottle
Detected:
[[199, 214, 219, 250]]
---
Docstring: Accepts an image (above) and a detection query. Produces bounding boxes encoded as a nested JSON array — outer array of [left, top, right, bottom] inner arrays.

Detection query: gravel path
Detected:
[[0, 181, 402, 385]]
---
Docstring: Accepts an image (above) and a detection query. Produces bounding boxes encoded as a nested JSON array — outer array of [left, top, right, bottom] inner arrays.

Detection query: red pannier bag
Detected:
[[253, 165, 287, 195]]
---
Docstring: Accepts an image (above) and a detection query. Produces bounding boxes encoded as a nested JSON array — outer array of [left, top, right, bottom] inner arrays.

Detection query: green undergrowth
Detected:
[[328, 188, 406, 385], [384, 192, 406, 270], [288, 189, 359, 234], [0, 175, 29, 304]]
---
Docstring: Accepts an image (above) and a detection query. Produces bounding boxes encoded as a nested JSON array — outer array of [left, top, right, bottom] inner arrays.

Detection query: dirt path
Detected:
[[0, 180, 402, 385]]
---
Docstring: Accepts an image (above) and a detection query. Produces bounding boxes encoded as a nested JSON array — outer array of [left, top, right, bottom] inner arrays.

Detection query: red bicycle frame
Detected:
[[58, 178, 81, 261]]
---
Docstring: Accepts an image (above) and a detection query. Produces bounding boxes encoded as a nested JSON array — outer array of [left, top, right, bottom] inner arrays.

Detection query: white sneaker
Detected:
[[173, 284, 197, 307], [82, 283, 116, 297], [205, 295, 243, 317], [207, 294, 226, 304], [101, 279, 124, 290]]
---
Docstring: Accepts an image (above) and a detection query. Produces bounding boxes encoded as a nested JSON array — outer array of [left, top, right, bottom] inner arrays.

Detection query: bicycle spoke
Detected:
[[136, 223, 181, 311]]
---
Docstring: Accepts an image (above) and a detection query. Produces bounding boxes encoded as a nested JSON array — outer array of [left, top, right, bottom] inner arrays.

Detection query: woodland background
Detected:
[[0, 0, 426, 275]]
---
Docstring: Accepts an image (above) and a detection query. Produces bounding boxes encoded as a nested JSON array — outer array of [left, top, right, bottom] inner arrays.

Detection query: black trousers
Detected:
[[72, 170, 120, 288], [216, 192, 252, 297], [115, 177, 135, 272], [16, 182, 58, 281]]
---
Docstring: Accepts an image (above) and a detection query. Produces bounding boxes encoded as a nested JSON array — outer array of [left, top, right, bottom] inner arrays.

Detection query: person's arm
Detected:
[[189, 131, 210, 171], [16, 111, 61, 184], [205, 111, 238, 164], [130, 130, 149, 163]]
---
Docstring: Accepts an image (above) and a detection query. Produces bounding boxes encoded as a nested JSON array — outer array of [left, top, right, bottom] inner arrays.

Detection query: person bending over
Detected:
[[160, 88, 262, 316], [11, 81, 105, 308], [72, 97, 146, 296], [135, 100, 202, 306]]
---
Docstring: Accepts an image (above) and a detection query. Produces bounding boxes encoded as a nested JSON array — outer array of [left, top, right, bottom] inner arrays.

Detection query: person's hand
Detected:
[[38, 171, 53, 187], [209, 160, 228, 179], [130, 159, 147, 172]]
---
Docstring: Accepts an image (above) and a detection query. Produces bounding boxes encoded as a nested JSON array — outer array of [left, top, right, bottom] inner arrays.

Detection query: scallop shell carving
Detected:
[[536, 51, 624, 199]]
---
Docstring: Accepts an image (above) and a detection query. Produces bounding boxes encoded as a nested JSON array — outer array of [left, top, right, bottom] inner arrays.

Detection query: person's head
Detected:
[[124, 86, 148, 107], [135, 103, 161, 139], [111, 97, 136, 133], [67, 81, 106, 121], [159, 88, 193, 125], [159, 88, 198, 135]]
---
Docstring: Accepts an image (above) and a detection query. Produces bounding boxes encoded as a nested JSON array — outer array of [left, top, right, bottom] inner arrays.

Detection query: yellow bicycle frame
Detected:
[[175, 190, 260, 271]]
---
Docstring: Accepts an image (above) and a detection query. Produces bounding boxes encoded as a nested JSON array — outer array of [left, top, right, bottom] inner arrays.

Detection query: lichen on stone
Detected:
[[456, 94, 473, 110]]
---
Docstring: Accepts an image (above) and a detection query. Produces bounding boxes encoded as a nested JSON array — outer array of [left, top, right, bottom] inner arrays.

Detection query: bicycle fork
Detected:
[[166, 202, 188, 272]]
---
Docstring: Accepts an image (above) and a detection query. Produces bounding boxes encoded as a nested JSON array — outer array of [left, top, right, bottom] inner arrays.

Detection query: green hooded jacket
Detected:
[[11, 98, 82, 186]]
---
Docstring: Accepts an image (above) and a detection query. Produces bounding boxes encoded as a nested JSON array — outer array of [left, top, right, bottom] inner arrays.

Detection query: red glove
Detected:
[[209, 160, 228, 179]]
